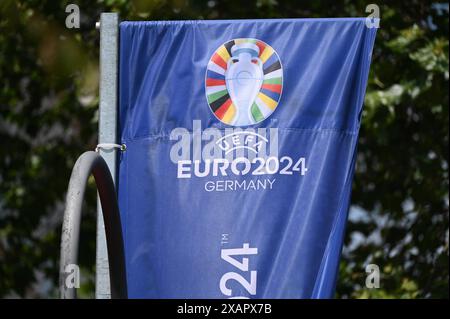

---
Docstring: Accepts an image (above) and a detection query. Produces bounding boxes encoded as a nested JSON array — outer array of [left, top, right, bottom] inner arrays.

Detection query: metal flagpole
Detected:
[[96, 12, 119, 299]]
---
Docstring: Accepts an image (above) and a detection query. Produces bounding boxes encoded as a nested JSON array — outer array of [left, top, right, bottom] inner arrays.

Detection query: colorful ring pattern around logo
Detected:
[[205, 38, 283, 126]]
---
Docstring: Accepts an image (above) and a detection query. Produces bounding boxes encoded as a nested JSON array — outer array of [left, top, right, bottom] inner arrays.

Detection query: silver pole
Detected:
[[96, 12, 119, 299]]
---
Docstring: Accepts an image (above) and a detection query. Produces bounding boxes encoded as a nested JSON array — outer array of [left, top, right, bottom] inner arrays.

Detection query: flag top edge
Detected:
[[120, 17, 377, 26]]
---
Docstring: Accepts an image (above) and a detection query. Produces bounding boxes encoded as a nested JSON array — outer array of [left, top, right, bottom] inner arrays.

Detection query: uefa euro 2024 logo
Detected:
[[205, 39, 283, 126], [170, 39, 308, 191]]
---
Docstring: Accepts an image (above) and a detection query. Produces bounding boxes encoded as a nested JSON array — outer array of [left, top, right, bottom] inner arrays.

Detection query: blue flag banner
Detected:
[[118, 18, 377, 298]]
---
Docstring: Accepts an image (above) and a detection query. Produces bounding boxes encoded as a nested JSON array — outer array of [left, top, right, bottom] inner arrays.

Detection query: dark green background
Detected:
[[0, 0, 448, 298]]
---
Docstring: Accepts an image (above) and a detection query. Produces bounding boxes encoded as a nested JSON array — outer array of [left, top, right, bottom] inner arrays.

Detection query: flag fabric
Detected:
[[117, 18, 377, 298]]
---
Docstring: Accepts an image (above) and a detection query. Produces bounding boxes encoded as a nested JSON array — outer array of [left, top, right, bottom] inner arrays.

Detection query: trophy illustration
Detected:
[[225, 43, 264, 126]]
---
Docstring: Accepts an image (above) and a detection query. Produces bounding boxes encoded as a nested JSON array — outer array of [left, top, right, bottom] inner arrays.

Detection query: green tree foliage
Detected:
[[0, 0, 448, 298]]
